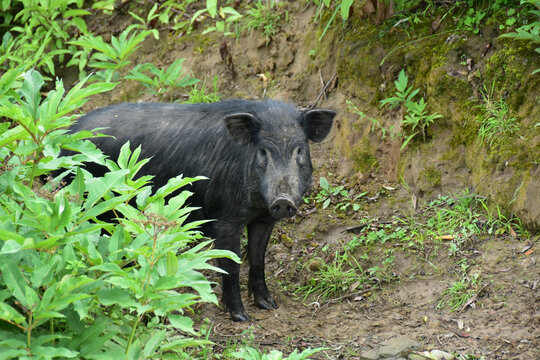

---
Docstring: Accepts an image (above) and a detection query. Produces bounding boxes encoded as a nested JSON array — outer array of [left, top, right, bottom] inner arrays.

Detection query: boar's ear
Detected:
[[224, 112, 261, 146], [302, 108, 336, 143]]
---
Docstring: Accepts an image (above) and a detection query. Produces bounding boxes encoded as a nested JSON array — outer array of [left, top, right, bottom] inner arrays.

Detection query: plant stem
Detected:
[[126, 315, 141, 355]]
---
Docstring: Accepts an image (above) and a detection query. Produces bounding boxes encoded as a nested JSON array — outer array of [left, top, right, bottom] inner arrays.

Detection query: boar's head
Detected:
[[224, 102, 336, 220]]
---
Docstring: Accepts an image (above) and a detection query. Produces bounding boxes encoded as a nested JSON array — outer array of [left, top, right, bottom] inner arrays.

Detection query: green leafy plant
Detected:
[[231, 346, 325, 360], [191, 0, 242, 37], [308, 177, 365, 212], [476, 82, 520, 146], [500, 0, 540, 74], [379, 69, 420, 109], [68, 26, 157, 81], [183, 75, 221, 103], [457, 7, 487, 33], [402, 97, 442, 143], [438, 260, 482, 311], [0, 68, 116, 186], [379, 70, 441, 149], [125, 58, 200, 100], [243, 1, 283, 42], [0, 68, 239, 358], [347, 100, 401, 140], [313, 0, 354, 41], [298, 249, 367, 301], [0, 0, 90, 75]]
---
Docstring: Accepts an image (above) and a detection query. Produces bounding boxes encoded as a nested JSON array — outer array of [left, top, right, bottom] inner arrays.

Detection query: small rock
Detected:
[[359, 348, 379, 360], [429, 350, 455, 360], [379, 336, 421, 356], [361, 337, 421, 359], [408, 350, 455, 360]]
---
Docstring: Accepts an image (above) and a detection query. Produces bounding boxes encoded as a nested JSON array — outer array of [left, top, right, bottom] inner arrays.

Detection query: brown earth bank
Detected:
[[78, 1, 539, 359]]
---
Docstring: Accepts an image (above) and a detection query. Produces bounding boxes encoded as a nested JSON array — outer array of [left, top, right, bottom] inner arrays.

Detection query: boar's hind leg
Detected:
[[213, 222, 249, 322], [247, 219, 278, 310]]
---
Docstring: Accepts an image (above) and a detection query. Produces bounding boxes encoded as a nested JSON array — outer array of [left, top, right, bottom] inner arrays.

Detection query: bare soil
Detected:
[[196, 204, 539, 359]]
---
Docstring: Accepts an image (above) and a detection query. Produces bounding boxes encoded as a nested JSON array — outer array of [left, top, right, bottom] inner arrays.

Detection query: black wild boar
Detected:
[[69, 100, 336, 321]]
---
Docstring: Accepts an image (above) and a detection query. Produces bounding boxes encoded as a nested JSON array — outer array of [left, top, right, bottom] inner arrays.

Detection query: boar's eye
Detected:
[[257, 148, 268, 166], [294, 146, 306, 165]]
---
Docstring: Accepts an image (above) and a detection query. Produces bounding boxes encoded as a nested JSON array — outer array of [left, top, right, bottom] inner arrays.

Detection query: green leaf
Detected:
[[97, 288, 138, 308], [83, 169, 130, 210], [126, 338, 142, 360], [28, 344, 77, 358], [168, 315, 196, 335], [341, 0, 354, 20], [142, 330, 167, 357], [166, 251, 178, 276], [79, 194, 131, 223], [0, 302, 26, 325], [323, 198, 331, 209], [0, 256, 29, 307], [207, 0, 218, 18], [20, 69, 44, 120], [0, 239, 23, 253], [319, 177, 329, 191]]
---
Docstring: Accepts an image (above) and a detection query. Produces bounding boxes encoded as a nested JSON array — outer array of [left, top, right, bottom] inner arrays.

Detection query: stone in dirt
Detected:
[[360, 336, 421, 359]]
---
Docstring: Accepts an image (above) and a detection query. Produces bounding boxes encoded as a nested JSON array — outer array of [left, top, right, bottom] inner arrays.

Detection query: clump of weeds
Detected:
[[438, 259, 484, 311]]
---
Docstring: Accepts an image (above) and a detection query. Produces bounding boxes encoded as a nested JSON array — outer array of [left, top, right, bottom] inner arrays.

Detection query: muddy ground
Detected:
[[81, 2, 539, 359]]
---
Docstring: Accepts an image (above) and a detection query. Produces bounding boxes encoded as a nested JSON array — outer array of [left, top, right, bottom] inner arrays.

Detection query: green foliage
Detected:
[[500, 0, 540, 74], [231, 346, 325, 360], [184, 75, 221, 103], [457, 7, 487, 33], [0, 0, 90, 75], [379, 70, 442, 150], [438, 260, 482, 311], [191, 0, 242, 37], [125, 58, 200, 101], [0, 68, 116, 186], [395, 189, 528, 254], [243, 1, 283, 41], [313, 0, 354, 40], [476, 82, 520, 146], [402, 97, 442, 143], [298, 248, 367, 301], [379, 69, 420, 109], [307, 177, 365, 212], [0, 68, 239, 358], [68, 26, 157, 81]]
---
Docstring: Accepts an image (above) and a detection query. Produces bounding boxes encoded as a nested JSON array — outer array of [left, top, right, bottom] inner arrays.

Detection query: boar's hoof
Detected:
[[269, 196, 297, 219], [231, 311, 250, 322], [255, 296, 278, 310]]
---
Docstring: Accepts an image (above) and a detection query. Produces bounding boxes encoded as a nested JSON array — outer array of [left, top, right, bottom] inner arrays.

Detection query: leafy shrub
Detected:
[[500, 0, 540, 74], [243, 1, 283, 41], [68, 26, 157, 81], [0, 0, 90, 75], [0, 68, 239, 358], [379, 69, 441, 149], [190, 0, 242, 37], [125, 58, 200, 100]]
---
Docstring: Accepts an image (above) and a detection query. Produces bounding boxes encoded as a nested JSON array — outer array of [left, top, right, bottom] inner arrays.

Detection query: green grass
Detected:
[[184, 75, 221, 103], [476, 82, 520, 146], [297, 249, 368, 302], [243, 0, 283, 42], [438, 259, 482, 311]]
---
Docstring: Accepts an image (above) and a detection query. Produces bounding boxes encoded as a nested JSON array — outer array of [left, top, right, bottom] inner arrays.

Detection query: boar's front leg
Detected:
[[247, 219, 278, 310], [213, 221, 249, 322]]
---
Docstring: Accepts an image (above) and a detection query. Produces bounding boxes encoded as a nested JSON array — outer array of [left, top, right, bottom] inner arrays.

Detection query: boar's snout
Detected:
[[269, 195, 297, 219]]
